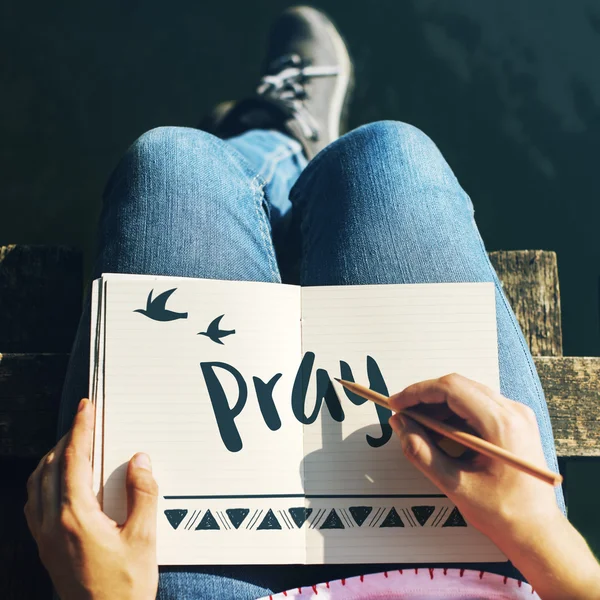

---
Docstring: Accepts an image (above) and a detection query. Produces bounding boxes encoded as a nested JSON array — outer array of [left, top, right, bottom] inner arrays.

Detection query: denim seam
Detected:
[[216, 134, 284, 283], [180, 129, 280, 283], [288, 165, 317, 286], [289, 144, 334, 284], [476, 234, 557, 467], [203, 132, 274, 187], [246, 138, 303, 284], [488, 254, 563, 515], [249, 173, 281, 283], [257, 146, 302, 185], [295, 190, 310, 285]]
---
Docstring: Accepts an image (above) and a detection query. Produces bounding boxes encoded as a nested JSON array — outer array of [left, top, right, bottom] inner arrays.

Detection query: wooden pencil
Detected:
[[334, 378, 563, 487]]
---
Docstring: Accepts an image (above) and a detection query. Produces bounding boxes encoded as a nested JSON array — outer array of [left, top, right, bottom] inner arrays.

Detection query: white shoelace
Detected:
[[256, 54, 340, 140]]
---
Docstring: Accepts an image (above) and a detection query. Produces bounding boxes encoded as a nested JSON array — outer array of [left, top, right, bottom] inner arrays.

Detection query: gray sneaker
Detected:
[[200, 6, 353, 159]]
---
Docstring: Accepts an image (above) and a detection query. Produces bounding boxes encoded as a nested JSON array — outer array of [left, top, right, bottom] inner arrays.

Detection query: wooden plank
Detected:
[[489, 250, 563, 356], [0, 245, 82, 352], [0, 353, 68, 457], [535, 356, 600, 457]]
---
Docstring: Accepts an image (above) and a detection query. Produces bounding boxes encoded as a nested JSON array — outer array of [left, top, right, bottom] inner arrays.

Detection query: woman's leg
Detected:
[[284, 120, 565, 586], [58, 125, 305, 600]]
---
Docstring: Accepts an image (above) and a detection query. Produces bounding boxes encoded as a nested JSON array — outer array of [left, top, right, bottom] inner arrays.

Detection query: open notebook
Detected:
[[90, 274, 505, 565]]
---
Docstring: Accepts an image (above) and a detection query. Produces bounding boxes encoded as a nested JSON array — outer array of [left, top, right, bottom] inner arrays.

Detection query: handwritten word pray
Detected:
[[200, 352, 392, 452]]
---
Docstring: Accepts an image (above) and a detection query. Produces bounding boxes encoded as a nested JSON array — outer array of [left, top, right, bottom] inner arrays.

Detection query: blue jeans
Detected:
[[59, 121, 565, 599]]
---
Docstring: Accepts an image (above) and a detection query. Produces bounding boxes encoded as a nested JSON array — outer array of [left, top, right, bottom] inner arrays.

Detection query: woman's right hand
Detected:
[[387, 373, 561, 545], [388, 374, 600, 600]]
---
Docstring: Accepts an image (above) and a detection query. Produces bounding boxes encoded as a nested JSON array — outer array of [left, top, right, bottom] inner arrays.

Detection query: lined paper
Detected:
[[99, 275, 304, 564], [89, 279, 104, 499], [93, 277, 505, 565], [300, 283, 503, 563]]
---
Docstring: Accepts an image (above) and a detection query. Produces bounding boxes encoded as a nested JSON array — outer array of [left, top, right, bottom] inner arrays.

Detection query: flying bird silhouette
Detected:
[[198, 314, 236, 345], [134, 288, 188, 321]]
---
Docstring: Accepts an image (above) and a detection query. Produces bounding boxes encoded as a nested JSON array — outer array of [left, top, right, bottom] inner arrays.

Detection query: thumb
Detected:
[[123, 453, 158, 544], [390, 414, 457, 491]]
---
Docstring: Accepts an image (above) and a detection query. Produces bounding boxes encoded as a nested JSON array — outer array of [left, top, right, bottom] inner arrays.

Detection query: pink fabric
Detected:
[[260, 569, 540, 599]]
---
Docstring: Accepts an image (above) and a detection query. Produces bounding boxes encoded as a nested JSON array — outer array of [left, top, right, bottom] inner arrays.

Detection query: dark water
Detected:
[[2, 0, 599, 552]]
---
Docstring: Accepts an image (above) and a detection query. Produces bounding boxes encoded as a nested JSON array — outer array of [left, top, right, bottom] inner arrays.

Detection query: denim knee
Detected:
[[332, 120, 451, 178], [294, 120, 469, 217], [96, 125, 280, 282], [128, 125, 221, 163], [103, 126, 258, 210], [343, 120, 440, 158]]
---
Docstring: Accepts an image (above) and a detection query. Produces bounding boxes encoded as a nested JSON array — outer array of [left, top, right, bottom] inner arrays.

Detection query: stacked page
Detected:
[[90, 274, 505, 565]]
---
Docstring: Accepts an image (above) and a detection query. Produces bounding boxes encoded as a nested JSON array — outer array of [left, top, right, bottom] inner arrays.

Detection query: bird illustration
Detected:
[[197, 314, 236, 345], [134, 288, 188, 321]]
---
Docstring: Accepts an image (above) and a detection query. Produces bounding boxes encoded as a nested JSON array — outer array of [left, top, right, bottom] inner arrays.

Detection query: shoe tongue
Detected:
[[237, 105, 282, 131], [246, 98, 313, 159], [210, 97, 287, 141]]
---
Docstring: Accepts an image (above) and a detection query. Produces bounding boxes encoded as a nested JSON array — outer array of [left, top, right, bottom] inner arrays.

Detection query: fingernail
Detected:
[[133, 453, 151, 471], [78, 398, 88, 413]]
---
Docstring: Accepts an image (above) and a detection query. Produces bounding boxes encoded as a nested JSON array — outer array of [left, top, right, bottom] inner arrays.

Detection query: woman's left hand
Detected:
[[24, 398, 159, 600]]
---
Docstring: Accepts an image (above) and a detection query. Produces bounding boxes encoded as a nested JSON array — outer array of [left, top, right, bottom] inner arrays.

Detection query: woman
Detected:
[[25, 6, 600, 599]]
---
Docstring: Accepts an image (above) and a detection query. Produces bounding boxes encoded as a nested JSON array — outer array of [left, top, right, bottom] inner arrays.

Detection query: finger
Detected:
[[40, 434, 69, 528], [388, 374, 503, 435], [459, 377, 508, 408], [399, 378, 508, 422], [122, 453, 158, 545], [61, 399, 96, 508], [390, 414, 457, 491], [25, 440, 62, 535], [409, 403, 455, 422], [25, 451, 48, 538]]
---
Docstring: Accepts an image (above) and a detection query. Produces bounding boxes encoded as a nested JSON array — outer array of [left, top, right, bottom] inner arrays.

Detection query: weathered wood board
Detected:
[[0, 353, 69, 457], [490, 250, 563, 357], [0, 245, 82, 353], [534, 357, 600, 457]]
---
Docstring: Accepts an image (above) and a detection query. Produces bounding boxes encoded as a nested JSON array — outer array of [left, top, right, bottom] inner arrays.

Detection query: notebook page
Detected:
[[300, 283, 505, 564], [100, 275, 305, 565], [89, 278, 105, 499], [92, 275, 129, 500], [92, 275, 133, 500]]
